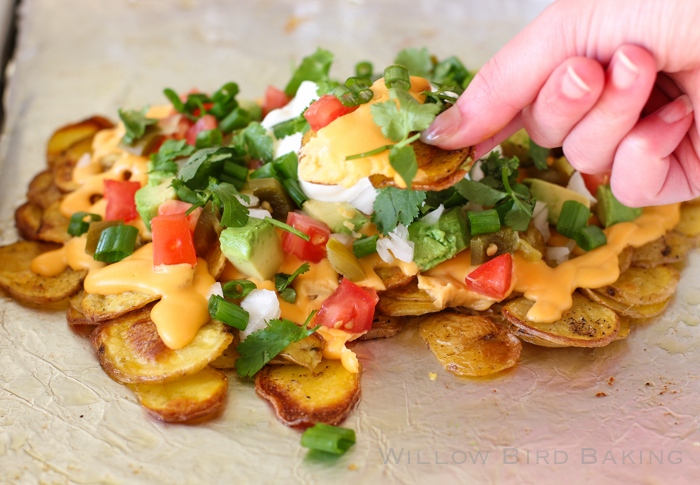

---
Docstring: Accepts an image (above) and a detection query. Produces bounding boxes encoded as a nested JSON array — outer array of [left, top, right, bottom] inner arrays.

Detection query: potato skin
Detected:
[[377, 280, 442, 317], [631, 231, 699, 268]]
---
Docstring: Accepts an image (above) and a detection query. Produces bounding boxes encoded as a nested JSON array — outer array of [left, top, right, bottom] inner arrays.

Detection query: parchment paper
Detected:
[[1, 1, 699, 484]]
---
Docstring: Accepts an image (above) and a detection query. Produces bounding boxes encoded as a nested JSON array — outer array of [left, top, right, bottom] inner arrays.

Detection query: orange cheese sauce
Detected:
[[419, 204, 681, 323], [298, 76, 432, 188], [30, 236, 106, 277], [83, 243, 215, 350]]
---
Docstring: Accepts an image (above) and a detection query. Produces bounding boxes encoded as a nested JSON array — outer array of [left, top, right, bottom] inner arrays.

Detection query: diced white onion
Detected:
[[566, 239, 577, 251], [465, 201, 483, 213], [248, 208, 273, 220], [237, 194, 259, 207], [330, 233, 354, 247], [547, 246, 571, 265], [385, 223, 414, 263], [158, 114, 181, 136], [376, 237, 394, 264], [76, 152, 92, 168], [421, 204, 445, 225], [467, 160, 484, 181], [532, 201, 550, 242], [240, 289, 281, 339], [205, 282, 223, 301], [566, 171, 597, 203]]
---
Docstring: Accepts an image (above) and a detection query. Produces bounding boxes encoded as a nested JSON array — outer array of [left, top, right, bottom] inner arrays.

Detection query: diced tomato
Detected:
[[151, 212, 197, 266], [157, 199, 202, 233], [104, 179, 140, 221], [581, 171, 611, 195], [465, 253, 513, 300], [185, 114, 218, 146], [314, 278, 379, 333], [303, 95, 358, 131], [281, 212, 331, 263], [262, 85, 291, 117]]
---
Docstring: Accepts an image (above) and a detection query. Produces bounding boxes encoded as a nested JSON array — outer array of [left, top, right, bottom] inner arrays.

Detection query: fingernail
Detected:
[[421, 107, 462, 144], [612, 50, 639, 89], [658, 94, 693, 124], [562, 65, 591, 99]]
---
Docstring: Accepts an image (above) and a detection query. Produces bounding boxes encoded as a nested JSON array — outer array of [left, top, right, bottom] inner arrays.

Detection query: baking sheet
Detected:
[[1, 1, 699, 484]]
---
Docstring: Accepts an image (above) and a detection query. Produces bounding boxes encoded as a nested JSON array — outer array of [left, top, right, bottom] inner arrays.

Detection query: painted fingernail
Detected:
[[562, 65, 591, 99], [421, 107, 462, 144], [658, 94, 693, 124], [612, 50, 639, 89]]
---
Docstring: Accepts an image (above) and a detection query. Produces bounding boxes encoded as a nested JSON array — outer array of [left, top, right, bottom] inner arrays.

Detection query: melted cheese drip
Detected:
[[30, 236, 106, 277], [355, 253, 419, 291], [83, 243, 215, 350], [316, 327, 361, 374], [298, 76, 432, 188], [420, 205, 681, 323]]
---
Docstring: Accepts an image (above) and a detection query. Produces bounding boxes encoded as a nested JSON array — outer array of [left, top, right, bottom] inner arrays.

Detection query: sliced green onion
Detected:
[[219, 173, 246, 191], [223, 160, 249, 181], [250, 163, 279, 181], [208, 295, 249, 330], [219, 107, 251, 133], [333, 85, 359, 107], [85, 220, 123, 255], [556, 200, 591, 239], [347, 81, 373, 104], [346, 144, 391, 161], [163, 88, 185, 113], [222, 279, 257, 300], [353, 234, 379, 259], [272, 152, 299, 180], [355, 61, 373, 78], [346, 76, 372, 88], [384, 65, 411, 90], [264, 217, 310, 241], [282, 178, 308, 208], [94, 225, 139, 263], [468, 209, 501, 235], [574, 225, 607, 251], [195, 128, 223, 149], [67, 212, 102, 237], [301, 423, 356, 455]]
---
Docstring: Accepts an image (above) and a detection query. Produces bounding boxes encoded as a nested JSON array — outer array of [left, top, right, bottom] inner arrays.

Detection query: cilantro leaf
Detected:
[[178, 147, 236, 189], [454, 179, 506, 206], [274, 263, 310, 303], [235, 314, 320, 377], [370, 88, 441, 142], [395, 47, 433, 78], [432, 56, 469, 87], [119, 107, 158, 145], [529, 138, 550, 171], [478, 151, 520, 191], [272, 114, 309, 139], [170, 178, 199, 204], [500, 167, 534, 231], [199, 179, 250, 228], [371, 187, 426, 235], [285, 48, 334, 97], [234, 122, 274, 163], [389, 145, 418, 189], [150, 139, 195, 174]]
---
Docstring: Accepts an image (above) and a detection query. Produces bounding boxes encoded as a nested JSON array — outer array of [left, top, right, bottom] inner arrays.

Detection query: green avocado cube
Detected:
[[219, 218, 283, 281], [135, 176, 176, 230], [408, 207, 470, 270]]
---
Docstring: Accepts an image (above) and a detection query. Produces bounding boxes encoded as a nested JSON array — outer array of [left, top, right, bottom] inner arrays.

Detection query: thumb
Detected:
[[422, 2, 582, 150]]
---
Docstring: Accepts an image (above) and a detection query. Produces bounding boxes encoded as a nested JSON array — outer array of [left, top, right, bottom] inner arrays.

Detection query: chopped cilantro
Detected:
[[272, 114, 309, 139], [455, 179, 506, 206], [394, 47, 433, 78], [370, 88, 440, 142], [275, 263, 310, 303], [235, 312, 320, 377], [478, 151, 519, 191], [371, 187, 426, 235], [178, 146, 237, 189], [150, 139, 195, 174], [389, 145, 418, 191], [194, 179, 250, 228], [432, 56, 469, 87], [234, 122, 274, 163], [119, 107, 157, 145], [529, 138, 550, 171], [285, 48, 334, 97]]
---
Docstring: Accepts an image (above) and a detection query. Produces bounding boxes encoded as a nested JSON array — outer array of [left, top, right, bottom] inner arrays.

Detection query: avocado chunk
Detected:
[[524, 178, 590, 225], [219, 218, 283, 280], [135, 176, 177, 230], [595, 185, 642, 228], [408, 208, 470, 270], [303, 200, 368, 234]]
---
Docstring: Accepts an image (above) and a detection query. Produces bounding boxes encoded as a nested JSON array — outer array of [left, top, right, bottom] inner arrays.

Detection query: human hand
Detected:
[[422, 0, 700, 207]]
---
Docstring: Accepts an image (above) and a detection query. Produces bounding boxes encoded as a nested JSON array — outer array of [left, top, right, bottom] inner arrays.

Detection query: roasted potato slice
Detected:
[[255, 359, 361, 427], [419, 313, 521, 376], [374, 266, 415, 290], [130, 366, 228, 423], [595, 265, 679, 306], [91, 318, 232, 384], [14, 202, 43, 241], [631, 231, 699, 268], [46, 116, 113, 167], [676, 203, 700, 237], [67, 304, 91, 326], [502, 293, 620, 347], [512, 329, 569, 348], [209, 334, 240, 370], [358, 312, 406, 340], [377, 280, 442, 317], [616, 315, 631, 340], [37, 201, 71, 243], [205, 241, 228, 280], [581, 288, 670, 319], [81, 291, 159, 322], [0, 241, 85, 303], [27, 170, 63, 210], [618, 246, 634, 273], [268, 333, 324, 371]]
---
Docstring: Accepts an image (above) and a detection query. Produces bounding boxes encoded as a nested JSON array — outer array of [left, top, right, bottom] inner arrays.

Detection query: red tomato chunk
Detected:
[[104, 179, 140, 221], [158, 199, 201, 233], [315, 278, 379, 333], [185, 114, 218, 146], [303, 95, 358, 131], [262, 85, 291, 117], [465, 253, 513, 300], [281, 212, 331, 264], [151, 212, 197, 266]]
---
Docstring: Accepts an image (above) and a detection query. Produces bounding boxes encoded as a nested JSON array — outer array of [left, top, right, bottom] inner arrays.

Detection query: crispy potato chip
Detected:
[[0, 241, 85, 303], [268, 333, 324, 371], [37, 201, 71, 243], [27, 170, 63, 210], [14, 202, 43, 241], [616, 315, 631, 340], [581, 288, 670, 319], [676, 202, 700, 237], [81, 291, 159, 322], [209, 333, 240, 370], [631, 231, 699, 268], [205, 241, 227, 280], [67, 304, 91, 326], [255, 359, 361, 427], [375, 266, 415, 290], [52, 136, 94, 193], [358, 312, 406, 340], [502, 293, 620, 347], [595, 265, 679, 306], [46, 116, 113, 167], [512, 329, 569, 348], [419, 313, 521, 376], [130, 366, 228, 423], [92, 318, 232, 384], [377, 280, 442, 317], [618, 246, 633, 273]]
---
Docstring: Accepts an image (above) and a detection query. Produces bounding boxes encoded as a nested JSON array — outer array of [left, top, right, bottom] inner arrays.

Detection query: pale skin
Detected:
[[422, 0, 700, 207]]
